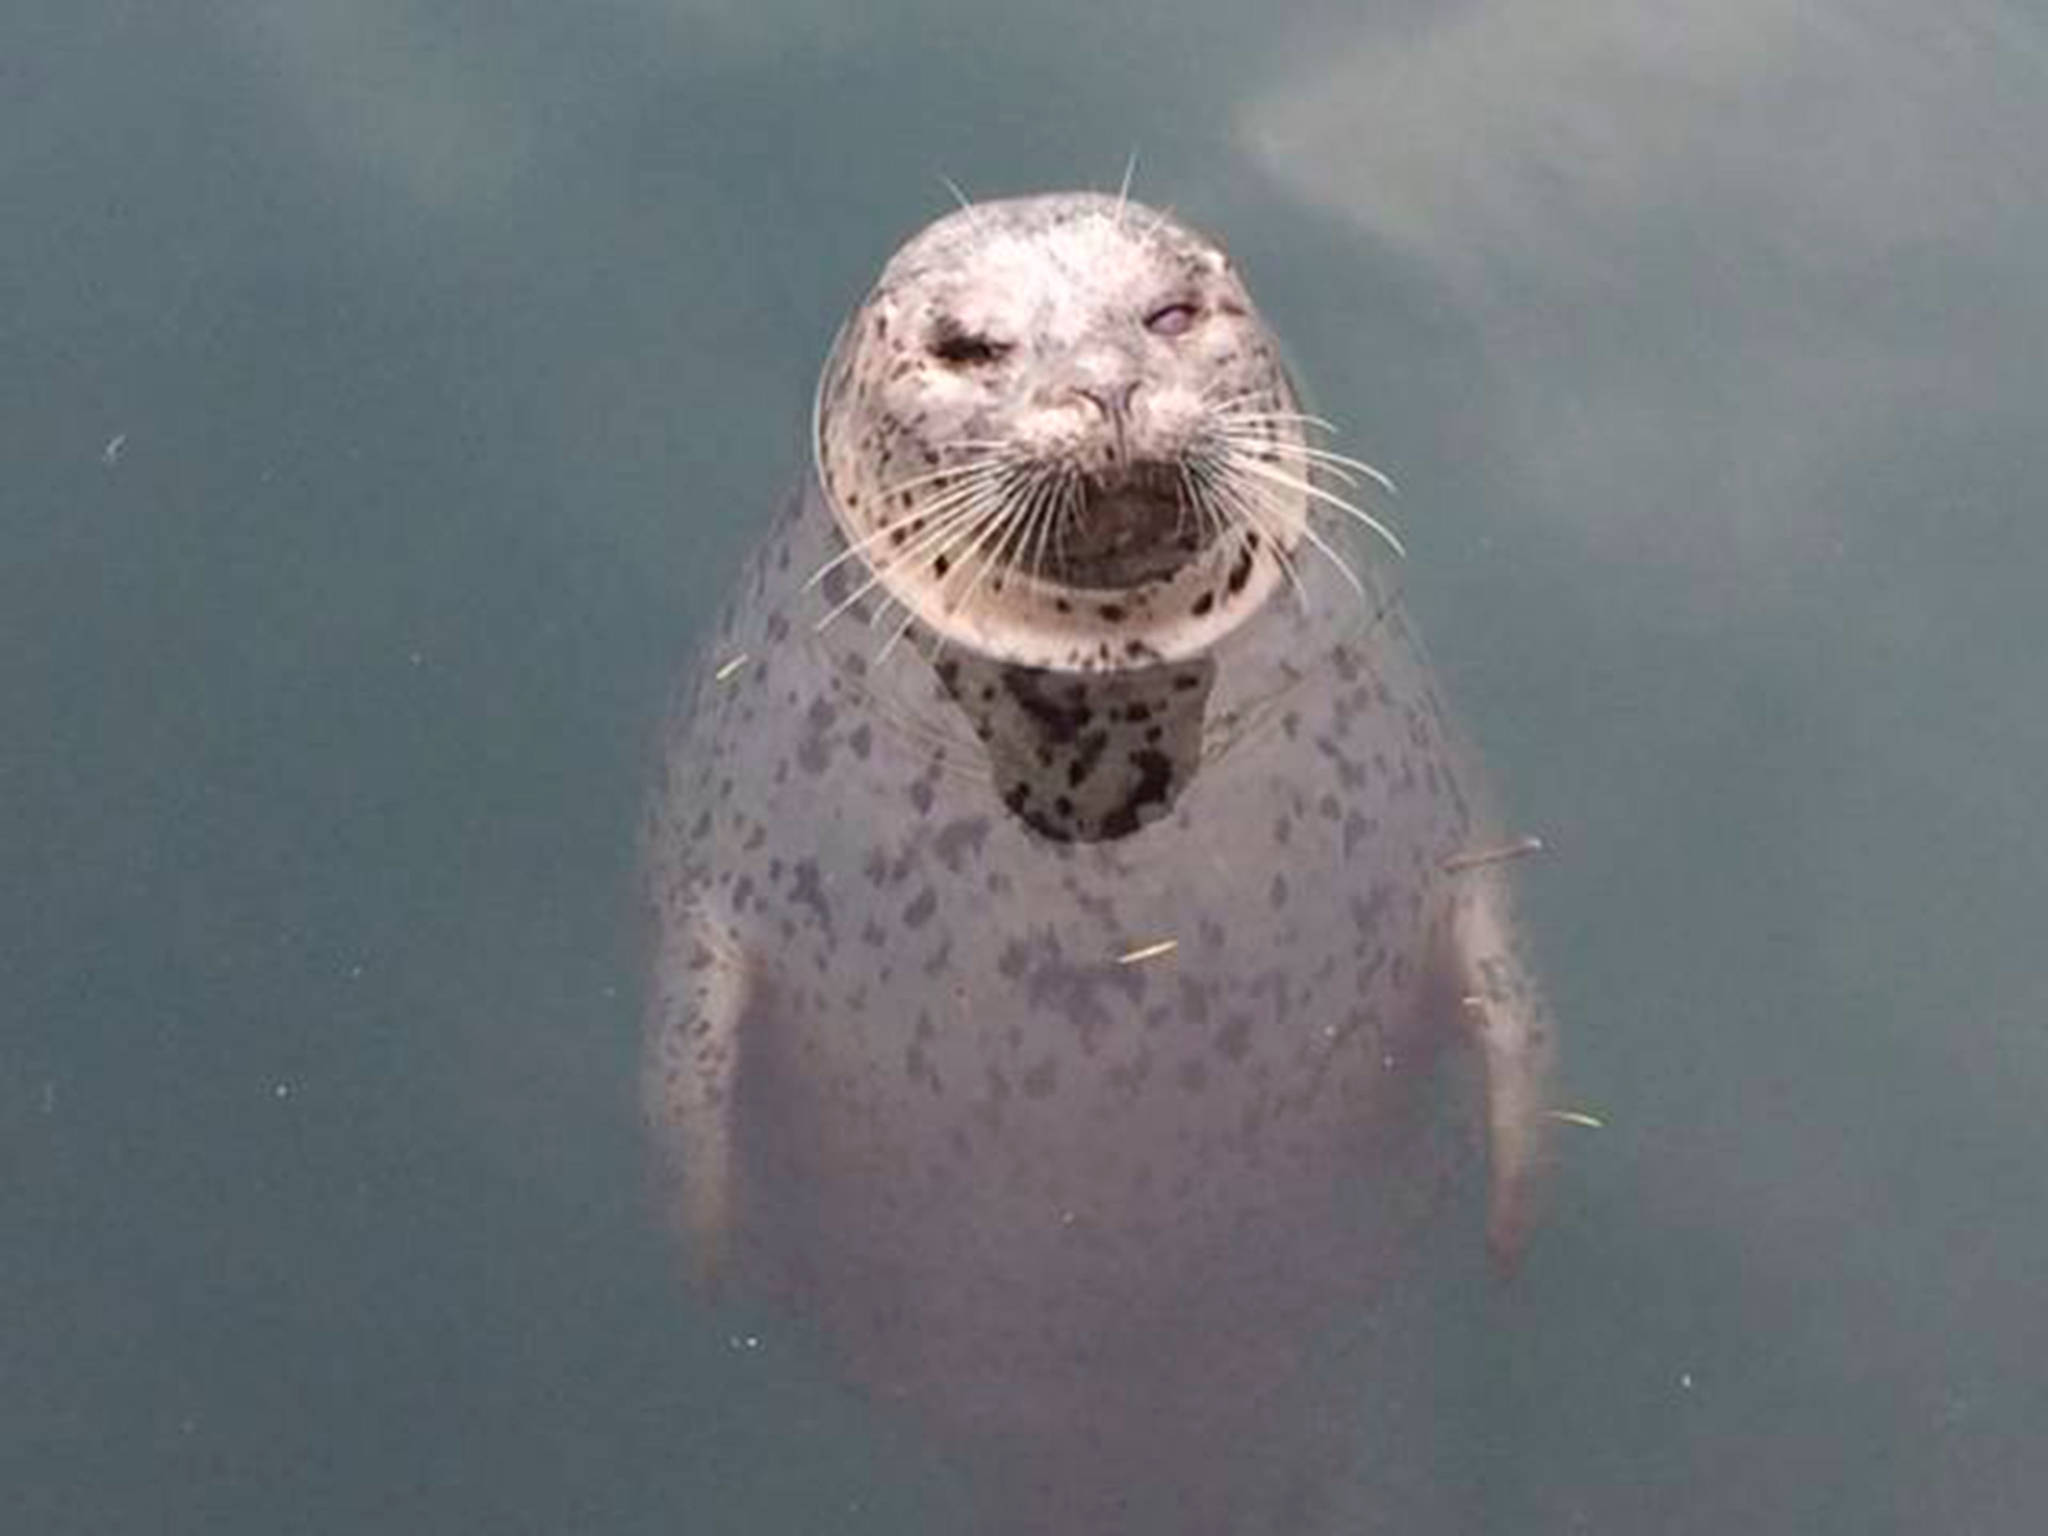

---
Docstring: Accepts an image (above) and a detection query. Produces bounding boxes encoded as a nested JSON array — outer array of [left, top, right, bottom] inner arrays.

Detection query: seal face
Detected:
[[646, 193, 1557, 1534], [813, 193, 1397, 672]]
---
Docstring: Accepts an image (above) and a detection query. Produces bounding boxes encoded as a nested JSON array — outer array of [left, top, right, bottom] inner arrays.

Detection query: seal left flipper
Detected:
[[646, 899, 750, 1295], [1446, 861, 1558, 1273]]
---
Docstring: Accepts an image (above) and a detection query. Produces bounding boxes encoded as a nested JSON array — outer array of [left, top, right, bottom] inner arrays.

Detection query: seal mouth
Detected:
[[1049, 460, 1209, 590]]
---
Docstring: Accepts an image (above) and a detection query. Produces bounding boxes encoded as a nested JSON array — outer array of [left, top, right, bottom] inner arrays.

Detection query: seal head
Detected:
[[815, 193, 1361, 671]]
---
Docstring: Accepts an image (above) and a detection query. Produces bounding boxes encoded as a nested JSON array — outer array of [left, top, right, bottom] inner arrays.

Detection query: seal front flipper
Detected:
[[646, 898, 750, 1297], [1446, 855, 1559, 1274]]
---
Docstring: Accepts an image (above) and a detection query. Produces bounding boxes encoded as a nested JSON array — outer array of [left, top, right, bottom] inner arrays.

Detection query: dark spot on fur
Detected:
[[1349, 884, 1391, 941], [1106, 1046, 1153, 1105], [789, 859, 832, 937], [1215, 1015, 1252, 1063], [1066, 731, 1107, 788], [903, 886, 937, 929], [1096, 748, 1175, 841], [933, 816, 990, 873], [1342, 811, 1372, 859], [797, 698, 837, 775]]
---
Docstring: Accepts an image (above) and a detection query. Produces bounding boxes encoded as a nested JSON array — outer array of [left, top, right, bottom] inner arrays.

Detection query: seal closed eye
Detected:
[[928, 316, 1010, 365], [645, 189, 1560, 1534]]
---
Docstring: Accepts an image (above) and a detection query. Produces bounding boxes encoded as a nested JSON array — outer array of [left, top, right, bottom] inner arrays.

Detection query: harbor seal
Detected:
[[645, 192, 1558, 1533]]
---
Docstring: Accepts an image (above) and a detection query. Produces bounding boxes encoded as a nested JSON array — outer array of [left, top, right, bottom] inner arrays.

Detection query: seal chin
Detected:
[[1054, 461, 1208, 590]]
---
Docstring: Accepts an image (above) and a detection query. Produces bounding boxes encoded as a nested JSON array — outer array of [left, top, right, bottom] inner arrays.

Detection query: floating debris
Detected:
[[1115, 937, 1179, 966], [1546, 1109, 1605, 1130], [1443, 835, 1545, 873]]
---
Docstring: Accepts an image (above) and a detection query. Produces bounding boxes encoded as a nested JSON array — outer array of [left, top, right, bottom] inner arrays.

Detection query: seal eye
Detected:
[[929, 323, 1010, 367], [1144, 301, 1201, 337]]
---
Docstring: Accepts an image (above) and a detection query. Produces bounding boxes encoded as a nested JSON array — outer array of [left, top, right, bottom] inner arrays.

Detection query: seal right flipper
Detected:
[[646, 898, 750, 1295], [1446, 861, 1559, 1274]]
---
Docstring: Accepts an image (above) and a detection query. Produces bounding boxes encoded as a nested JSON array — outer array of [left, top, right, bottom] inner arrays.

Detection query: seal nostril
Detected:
[[1075, 381, 1140, 419]]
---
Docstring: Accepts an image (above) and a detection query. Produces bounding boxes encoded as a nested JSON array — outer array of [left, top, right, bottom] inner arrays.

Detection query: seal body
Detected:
[[646, 194, 1555, 1534]]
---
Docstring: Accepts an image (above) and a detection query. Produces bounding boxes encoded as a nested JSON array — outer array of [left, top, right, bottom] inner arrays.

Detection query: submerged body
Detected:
[[645, 194, 1555, 1533]]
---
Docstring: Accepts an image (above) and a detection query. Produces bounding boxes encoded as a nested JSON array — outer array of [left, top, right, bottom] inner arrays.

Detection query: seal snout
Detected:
[[1074, 378, 1140, 467]]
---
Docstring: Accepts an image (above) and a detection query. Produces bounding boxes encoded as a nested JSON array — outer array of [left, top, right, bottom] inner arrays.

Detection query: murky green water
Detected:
[[8, 3, 2046, 1531]]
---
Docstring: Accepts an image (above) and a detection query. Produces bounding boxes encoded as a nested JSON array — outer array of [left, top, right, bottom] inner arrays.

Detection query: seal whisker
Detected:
[[814, 482, 1016, 632], [873, 480, 1023, 658], [1035, 462, 1079, 577], [915, 477, 1031, 658], [1209, 474, 1312, 608], [973, 462, 1051, 595], [938, 174, 975, 213], [921, 492, 1024, 605], [1224, 469, 1366, 598], [807, 459, 1017, 591], [1054, 465, 1086, 576], [880, 454, 1015, 499], [813, 476, 1007, 598], [1215, 430, 1398, 496], [1205, 392, 1337, 431], [940, 462, 1035, 608], [1168, 460, 1203, 545], [876, 593, 927, 662], [1114, 151, 1139, 231], [1213, 406, 1342, 434], [1017, 462, 1065, 583], [1215, 430, 1364, 489], [989, 465, 1049, 585], [1205, 388, 1284, 413], [923, 476, 1028, 604], [1181, 460, 1232, 552], [1225, 456, 1408, 560]]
